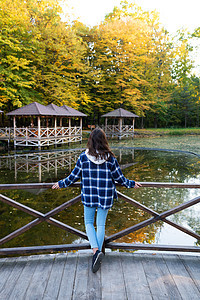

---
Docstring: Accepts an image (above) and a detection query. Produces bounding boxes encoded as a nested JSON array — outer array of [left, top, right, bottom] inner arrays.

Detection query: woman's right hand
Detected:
[[134, 182, 142, 189], [52, 182, 60, 189]]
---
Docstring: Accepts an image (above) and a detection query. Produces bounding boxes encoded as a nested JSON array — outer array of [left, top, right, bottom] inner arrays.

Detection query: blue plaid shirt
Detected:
[[58, 151, 135, 209]]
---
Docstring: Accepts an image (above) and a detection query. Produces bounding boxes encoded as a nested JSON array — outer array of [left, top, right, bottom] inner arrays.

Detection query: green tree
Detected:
[[0, 0, 36, 110]]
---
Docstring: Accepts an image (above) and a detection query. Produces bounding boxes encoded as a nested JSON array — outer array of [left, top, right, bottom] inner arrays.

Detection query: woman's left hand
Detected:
[[134, 182, 142, 189], [52, 182, 60, 189]]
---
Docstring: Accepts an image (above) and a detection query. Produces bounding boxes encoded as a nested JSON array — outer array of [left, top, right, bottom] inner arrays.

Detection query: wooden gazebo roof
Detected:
[[62, 105, 87, 117], [47, 104, 69, 116], [6, 102, 56, 116], [101, 108, 139, 118], [6, 102, 87, 117]]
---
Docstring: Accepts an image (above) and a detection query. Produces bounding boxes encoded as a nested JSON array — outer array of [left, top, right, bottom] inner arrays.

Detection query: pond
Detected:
[[0, 138, 199, 251]]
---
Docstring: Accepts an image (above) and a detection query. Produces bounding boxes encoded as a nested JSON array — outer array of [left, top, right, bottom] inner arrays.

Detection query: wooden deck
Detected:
[[0, 252, 199, 300]]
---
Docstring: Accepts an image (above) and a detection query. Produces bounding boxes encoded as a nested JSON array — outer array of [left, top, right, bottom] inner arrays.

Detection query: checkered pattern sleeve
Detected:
[[58, 156, 82, 188], [111, 157, 135, 188]]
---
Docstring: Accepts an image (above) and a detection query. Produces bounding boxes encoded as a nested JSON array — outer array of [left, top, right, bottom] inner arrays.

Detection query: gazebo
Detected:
[[5, 102, 87, 149], [101, 108, 139, 139]]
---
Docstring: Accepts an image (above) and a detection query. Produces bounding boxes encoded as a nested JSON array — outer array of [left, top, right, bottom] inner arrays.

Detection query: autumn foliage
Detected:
[[0, 0, 199, 127]]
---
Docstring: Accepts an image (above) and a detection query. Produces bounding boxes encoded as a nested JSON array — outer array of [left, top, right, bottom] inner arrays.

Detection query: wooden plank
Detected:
[[149, 254, 182, 300], [0, 257, 7, 270], [0, 256, 28, 299], [141, 254, 170, 299], [42, 254, 67, 300], [0, 257, 17, 293], [72, 254, 89, 300], [179, 255, 200, 292], [162, 254, 200, 300], [87, 253, 102, 300], [24, 254, 55, 300], [101, 252, 127, 300], [8, 256, 40, 300], [120, 253, 152, 300], [58, 253, 78, 299]]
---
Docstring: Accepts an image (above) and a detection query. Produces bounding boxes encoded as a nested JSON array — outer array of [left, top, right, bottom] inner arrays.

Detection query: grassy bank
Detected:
[[134, 127, 200, 136]]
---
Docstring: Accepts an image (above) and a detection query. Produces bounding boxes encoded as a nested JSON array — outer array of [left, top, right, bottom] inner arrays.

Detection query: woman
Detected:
[[52, 128, 141, 273]]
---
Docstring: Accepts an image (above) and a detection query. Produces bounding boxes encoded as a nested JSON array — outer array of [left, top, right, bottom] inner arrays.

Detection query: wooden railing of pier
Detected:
[[0, 182, 199, 255]]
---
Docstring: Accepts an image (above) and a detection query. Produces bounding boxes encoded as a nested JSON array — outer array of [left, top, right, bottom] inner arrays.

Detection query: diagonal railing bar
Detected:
[[119, 192, 200, 240], [47, 218, 87, 239], [117, 191, 158, 216], [158, 195, 200, 219], [0, 218, 41, 245], [0, 216, 87, 246], [0, 194, 44, 218], [105, 191, 200, 243], [43, 195, 82, 219], [0, 193, 82, 221], [117, 191, 200, 219], [117, 191, 200, 239], [0, 193, 87, 246], [105, 216, 158, 243]]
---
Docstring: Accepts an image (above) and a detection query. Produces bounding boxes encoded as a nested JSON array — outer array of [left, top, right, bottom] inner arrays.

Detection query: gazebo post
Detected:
[[31, 116, 34, 128], [105, 117, 108, 134], [119, 117, 122, 140], [60, 117, 63, 127], [13, 116, 16, 150], [54, 117, 57, 148], [69, 117, 71, 142], [38, 116, 41, 150], [80, 117, 82, 143], [132, 118, 135, 138]]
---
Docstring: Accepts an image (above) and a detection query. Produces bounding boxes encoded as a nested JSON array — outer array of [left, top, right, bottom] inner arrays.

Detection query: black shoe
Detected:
[[92, 250, 104, 273]]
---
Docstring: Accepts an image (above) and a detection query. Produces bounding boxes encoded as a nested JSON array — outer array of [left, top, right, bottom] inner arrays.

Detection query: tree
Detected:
[[0, 0, 36, 110], [0, 0, 89, 112], [77, 1, 174, 126]]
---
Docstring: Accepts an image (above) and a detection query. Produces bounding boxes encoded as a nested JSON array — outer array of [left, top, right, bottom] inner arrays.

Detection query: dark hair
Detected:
[[87, 127, 115, 160]]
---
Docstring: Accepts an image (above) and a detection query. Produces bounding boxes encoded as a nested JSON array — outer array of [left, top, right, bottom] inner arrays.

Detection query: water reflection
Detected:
[[0, 149, 83, 183], [0, 147, 199, 249]]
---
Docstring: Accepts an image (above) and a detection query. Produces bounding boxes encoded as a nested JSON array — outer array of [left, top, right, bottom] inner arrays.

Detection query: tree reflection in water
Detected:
[[0, 147, 199, 248]]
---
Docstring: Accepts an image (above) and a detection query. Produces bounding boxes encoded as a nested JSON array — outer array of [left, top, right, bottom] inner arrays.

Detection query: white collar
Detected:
[[85, 149, 109, 165]]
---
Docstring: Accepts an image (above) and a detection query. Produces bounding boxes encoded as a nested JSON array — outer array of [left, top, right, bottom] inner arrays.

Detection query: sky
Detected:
[[64, 0, 200, 34]]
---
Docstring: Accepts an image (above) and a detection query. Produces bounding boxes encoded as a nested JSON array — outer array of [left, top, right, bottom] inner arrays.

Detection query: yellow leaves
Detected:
[[3, 56, 31, 71], [12, 98, 23, 107]]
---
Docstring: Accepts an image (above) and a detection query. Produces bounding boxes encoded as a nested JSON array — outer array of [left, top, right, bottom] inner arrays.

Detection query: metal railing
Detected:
[[0, 182, 199, 255]]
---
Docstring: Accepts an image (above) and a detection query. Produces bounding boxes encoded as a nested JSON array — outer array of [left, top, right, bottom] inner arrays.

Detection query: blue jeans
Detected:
[[84, 206, 109, 251]]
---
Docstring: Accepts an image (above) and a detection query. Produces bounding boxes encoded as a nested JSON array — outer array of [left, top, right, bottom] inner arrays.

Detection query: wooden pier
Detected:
[[0, 182, 199, 299], [0, 252, 199, 299]]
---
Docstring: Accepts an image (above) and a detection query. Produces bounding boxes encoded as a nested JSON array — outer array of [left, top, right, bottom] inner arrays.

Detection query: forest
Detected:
[[0, 0, 200, 128]]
